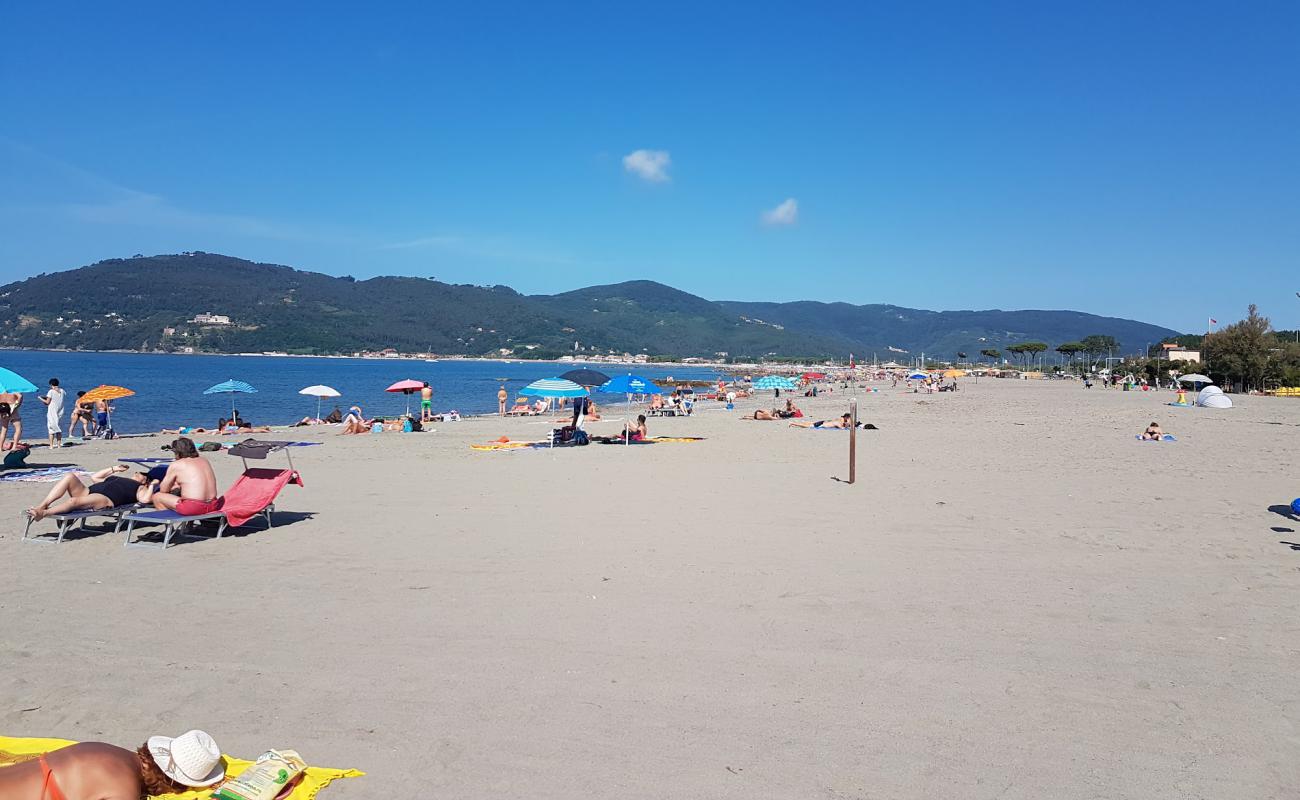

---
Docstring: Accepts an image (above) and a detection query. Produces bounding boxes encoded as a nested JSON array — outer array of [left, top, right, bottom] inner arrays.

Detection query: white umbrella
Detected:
[[299, 384, 342, 421], [1177, 374, 1213, 385]]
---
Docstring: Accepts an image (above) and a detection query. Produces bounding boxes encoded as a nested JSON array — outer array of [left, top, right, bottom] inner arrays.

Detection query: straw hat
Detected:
[[147, 729, 225, 787]]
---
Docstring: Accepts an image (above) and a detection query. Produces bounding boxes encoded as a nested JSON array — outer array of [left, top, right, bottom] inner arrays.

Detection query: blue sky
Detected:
[[2, 1, 1296, 332]]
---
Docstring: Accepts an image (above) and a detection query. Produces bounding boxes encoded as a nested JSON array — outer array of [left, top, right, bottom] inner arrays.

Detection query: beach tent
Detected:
[[1196, 385, 1233, 408]]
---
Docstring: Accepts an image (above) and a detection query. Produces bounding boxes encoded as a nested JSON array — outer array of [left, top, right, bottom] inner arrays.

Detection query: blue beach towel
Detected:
[[1135, 434, 1177, 442]]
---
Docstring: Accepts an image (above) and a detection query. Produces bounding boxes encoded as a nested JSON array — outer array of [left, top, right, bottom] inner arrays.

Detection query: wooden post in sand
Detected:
[[848, 398, 858, 484]]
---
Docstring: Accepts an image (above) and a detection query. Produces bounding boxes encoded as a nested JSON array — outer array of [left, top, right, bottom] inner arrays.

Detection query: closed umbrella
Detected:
[[299, 384, 341, 421], [0, 367, 38, 394], [385, 379, 425, 416], [559, 368, 610, 387], [204, 379, 257, 419]]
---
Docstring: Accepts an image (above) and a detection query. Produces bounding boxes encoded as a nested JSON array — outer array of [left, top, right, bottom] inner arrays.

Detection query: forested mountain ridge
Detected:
[[0, 253, 1179, 359]]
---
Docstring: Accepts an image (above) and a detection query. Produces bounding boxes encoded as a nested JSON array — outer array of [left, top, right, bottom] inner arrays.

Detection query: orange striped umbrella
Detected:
[[80, 385, 136, 403]]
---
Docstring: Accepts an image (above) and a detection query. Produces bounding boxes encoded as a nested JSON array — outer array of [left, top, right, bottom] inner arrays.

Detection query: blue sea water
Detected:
[[0, 351, 720, 434]]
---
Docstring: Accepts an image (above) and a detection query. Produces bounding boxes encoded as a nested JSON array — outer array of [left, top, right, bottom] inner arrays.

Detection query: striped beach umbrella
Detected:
[[204, 379, 257, 418], [753, 375, 796, 391], [519, 378, 588, 398]]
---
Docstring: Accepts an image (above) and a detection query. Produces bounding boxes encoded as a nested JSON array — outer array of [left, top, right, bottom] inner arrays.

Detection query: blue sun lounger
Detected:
[[22, 504, 142, 545]]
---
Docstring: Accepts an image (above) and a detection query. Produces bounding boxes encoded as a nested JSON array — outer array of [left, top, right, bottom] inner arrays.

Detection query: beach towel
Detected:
[[219, 468, 304, 527], [1135, 434, 1177, 442], [0, 735, 362, 800], [0, 466, 85, 483]]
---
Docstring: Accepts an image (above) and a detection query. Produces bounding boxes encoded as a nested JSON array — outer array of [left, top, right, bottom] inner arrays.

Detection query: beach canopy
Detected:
[[1178, 374, 1213, 385], [204, 379, 257, 418], [0, 367, 38, 394], [559, 368, 610, 387], [599, 374, 662, 394], [81, 384, 135, 403], [753, 375, 796, 390], [1196, 385, 1233, 408], [299, 385, 341, 420], [519, 378, 588, 398]]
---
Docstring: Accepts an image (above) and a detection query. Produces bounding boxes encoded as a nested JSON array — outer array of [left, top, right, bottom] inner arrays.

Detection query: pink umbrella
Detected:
[[386, 379, 426, 416]]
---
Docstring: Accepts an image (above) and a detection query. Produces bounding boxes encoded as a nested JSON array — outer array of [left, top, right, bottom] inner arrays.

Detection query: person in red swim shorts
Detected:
[[144, 436, 221, 515]]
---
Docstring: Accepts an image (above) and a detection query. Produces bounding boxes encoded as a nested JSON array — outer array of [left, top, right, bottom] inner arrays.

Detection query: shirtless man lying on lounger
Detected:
[[146, 437, 220, 515], [25, 463, 158, 520]]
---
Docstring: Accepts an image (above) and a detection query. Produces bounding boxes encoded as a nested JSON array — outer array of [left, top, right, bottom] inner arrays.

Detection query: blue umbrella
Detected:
[[0, 367, 38, 394], [519, 378, 588, 398], [907, 372, 928, 380], [204, 379, 257, 419], [599, 374, 662, 395], [753, 375, 796, 390]]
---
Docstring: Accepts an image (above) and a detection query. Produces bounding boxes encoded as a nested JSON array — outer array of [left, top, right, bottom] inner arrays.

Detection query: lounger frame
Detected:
[[122, 503, 276, 549], [21, 505, 140, 545]]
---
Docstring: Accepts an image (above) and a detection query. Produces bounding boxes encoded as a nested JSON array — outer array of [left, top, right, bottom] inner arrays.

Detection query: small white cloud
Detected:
[[761, 198, 798, 226], [622, 149, 671, 183]]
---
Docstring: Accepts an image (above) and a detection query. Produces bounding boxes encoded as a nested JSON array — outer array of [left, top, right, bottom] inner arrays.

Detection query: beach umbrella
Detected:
[[753, 375, 796, 390], [204, 379, 257, 419], [801, 372, 826, 381], [599, 374, 662, 395], [298, 384, 341, 421], [0, 367, 38, 394], [1177, 374, 1213, 385], [943, 369, 965, 379], [559, 368, 610, 387], [518, 378, 588, 398], [385, 379, 425, 416], [907, 371, 928, 380], [81, 384, 136, 432]]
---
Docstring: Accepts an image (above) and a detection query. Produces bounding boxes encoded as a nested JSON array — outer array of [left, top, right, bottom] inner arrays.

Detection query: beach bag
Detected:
[[571, 429, 589, 446], [212, 749, 307, 800]]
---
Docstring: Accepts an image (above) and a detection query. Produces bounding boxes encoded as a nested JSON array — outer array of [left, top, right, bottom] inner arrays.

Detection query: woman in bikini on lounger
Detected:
[[25, 463, 158, 520], [0, 729, 224, 800]]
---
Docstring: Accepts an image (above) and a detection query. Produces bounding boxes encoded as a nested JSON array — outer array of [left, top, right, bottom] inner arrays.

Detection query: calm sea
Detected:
[[0, 351, 721, 434]]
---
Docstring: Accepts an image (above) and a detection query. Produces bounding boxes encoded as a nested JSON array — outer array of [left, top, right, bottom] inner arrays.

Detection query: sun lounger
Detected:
[[123, 467, 304, 549], [22, 504, 141, 545]]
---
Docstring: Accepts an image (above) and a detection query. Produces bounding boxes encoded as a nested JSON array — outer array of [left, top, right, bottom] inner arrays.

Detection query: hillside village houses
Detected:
[[190, 312, 232, 325]]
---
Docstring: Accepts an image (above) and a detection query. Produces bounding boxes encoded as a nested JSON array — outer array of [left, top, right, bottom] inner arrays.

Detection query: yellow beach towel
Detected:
[[0, 736, 363, 800]]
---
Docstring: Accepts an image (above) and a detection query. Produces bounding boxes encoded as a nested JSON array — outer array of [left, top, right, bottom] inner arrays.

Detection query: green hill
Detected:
[[0, 253, 1179, 360]]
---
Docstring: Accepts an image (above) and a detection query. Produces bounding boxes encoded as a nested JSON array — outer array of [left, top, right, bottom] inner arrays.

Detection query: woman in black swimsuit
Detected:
[[26, 463, 152, 521]]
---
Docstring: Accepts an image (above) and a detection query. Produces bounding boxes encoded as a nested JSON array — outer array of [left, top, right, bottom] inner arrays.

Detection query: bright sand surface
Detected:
[[3, 378, 1298, 798]]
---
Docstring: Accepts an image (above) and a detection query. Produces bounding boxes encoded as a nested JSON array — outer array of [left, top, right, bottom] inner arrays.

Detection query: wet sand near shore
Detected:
[[3, 379, 1298, 799]]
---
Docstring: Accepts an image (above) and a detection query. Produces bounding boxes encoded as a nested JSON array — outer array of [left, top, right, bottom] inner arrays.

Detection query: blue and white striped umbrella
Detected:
[[204, 379, 258, 418], [518, 378, 588, 398], [753, 375, 796, 390]]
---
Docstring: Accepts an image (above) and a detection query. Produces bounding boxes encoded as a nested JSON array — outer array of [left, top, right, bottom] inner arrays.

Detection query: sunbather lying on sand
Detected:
[[25, 463, 159, 520], [160, 426, 213, 434], [0, 729, 225, 799], [790, 413, 853, 429], [743, 409, 780, 420], [1140, 421, 1165, 440]]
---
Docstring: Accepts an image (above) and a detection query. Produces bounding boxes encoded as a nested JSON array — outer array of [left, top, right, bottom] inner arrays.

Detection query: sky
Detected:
[[1, 1, 1297, 333]]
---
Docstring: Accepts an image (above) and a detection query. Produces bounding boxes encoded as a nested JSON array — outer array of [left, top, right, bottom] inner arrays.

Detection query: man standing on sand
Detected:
[[497, 384, 508, 415], [144, 437, 220, 515], [40, 377, 65, 448], [0, 388, 24, 451], [420, 382, 433, 423]]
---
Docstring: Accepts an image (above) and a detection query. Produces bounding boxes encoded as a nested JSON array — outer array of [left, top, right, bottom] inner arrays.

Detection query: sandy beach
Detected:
[[3, 378, 1298, 798]]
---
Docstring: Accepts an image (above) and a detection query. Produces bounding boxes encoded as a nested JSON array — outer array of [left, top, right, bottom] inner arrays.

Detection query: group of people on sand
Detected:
[[0, 377, 113, 451], [0, 728, 227, 799], [25, 436, 220, 522], [742, 399, 805, 421], [160, 409, 271, 436]]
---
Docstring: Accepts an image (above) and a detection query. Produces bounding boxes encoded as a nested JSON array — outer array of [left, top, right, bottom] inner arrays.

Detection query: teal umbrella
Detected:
[[0, 367, 38, 394], [204, 379, 258, 418]]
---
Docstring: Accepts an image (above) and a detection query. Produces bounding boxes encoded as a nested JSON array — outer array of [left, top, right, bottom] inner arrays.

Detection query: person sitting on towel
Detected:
[[624, 414, 648, 442], [24, 463, 164, 520], [145, 437, 220, 515], [1141, 421, 1164, 440], [0, 729, 225, 800]]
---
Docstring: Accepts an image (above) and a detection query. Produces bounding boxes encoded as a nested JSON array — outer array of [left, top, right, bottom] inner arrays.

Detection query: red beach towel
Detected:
[[220, 468, 304, 527]]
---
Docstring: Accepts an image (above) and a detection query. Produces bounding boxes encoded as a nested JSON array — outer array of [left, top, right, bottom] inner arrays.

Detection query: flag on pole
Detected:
[[1209, 318, 1217, 326], [849, 353, 855, 369]]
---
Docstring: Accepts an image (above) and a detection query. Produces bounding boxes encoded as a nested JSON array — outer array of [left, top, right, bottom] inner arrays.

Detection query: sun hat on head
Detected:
[[147, 729, 225, 787]]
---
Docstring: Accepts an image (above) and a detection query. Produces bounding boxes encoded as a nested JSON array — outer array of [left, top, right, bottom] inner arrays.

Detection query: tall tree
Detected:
[[980, 348, 1001, 363], [1204, 305, 1273, 390]]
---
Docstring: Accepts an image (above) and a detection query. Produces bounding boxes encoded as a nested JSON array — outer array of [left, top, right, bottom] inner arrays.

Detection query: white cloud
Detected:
[[761, 197, 798, 226], [622, 149, 671, 182]]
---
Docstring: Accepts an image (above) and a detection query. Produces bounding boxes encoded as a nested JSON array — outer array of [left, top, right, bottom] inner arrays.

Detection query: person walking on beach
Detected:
[[40, 377, 65, 448], [146, 437, 220, 515], [497, 384, 508, 415], [421, 382, 434, 422], [0, 388, 24, 450]]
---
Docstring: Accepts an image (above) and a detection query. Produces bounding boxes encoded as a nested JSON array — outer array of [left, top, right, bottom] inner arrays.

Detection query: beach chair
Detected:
[[22, 504, 141, 545], [122, 439, 305, 549]]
